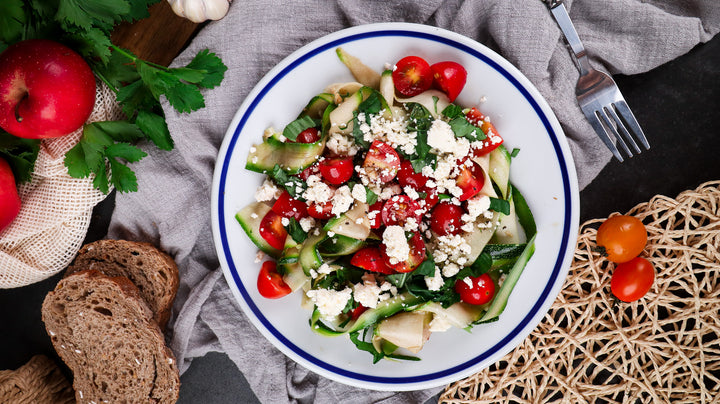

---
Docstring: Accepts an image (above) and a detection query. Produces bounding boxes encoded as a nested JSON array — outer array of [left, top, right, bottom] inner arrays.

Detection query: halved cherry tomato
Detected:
[[350, 305, 368, 320], [362, 140, 400, 183], [295, 127, 320, 143], [381, 195, 421, 227], [350, 246, 394, 274], [318, 156, 354, 185], [272, 190, 308, 220], [397, 159, 428, 190], [455, 273, 495, 305], [380, 232, 426, 273], [257, 261, 292, 299], [466, 107, 504, 156], [307, 201, 334, 220], [418, 187, 439, 212], [297, 163, 320, 181], [431, 61, 467, 102], [430, 203, 464, 236], [611, 257, 654, 302], [455, 160, 485, 201], [259, 210, 288, 250], [367, 201, 384, 229], [392, 56, 433, 97], [596, 215, 647, 263]]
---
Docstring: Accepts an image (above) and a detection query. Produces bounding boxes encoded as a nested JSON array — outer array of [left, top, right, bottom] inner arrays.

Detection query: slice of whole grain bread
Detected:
[[42, 270, 180, 404], [66, 239, 179, 329]]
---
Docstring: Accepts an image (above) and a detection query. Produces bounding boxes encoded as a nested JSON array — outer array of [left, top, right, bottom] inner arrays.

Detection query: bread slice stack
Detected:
[[42, 240, 181, 404]]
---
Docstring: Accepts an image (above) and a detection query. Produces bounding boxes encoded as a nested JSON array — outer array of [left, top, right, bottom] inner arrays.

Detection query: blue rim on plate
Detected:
[[212, 22, 579, 390]]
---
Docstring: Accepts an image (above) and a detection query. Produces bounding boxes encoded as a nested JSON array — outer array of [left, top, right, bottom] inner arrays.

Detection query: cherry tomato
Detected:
[[295, 127, 320, 143], [392, 56, 433, 97], [430, 203, 464, 236], [418, 187, 439, 212], [596, 215, 647, 263], [397, 158, 428, 189], [362, 140, 401, 183], [381, 195, 421, 227], [318, 156, 354, 185], [367, 201, 384, 229], [455, 160, 485, 201], [466, 107, 504, 156], [350, 246, 394, 274], [455, 273, 495, 305], [259, 210, 288, 250], [430, 61, 467, 102], [611, 257, 654, 302], [257, 261, 292, 299], [307, 201, 334, 220], [271, 190, 308, 220], [297, 163, 320, 181], [350, 304, 368, 320], [380, 232, 426, 273]]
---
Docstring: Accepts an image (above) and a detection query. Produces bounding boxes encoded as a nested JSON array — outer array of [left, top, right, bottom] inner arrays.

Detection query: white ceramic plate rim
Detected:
[[211, 22, 580, 391]]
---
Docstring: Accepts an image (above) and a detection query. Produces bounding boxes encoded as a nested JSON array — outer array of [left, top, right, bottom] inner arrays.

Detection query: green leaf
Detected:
[[122, 0, 158, 23], [135, 110, 173, 150], [184, 49, 227, 89], [63, 143, 90, 178], [0, 0, 26, 44], [457, 252, 492, 279], [441, 104, 463, 119], [163, 80, 205, 113], [56, 0, 130, 30], [413, 259, 436, 277], [116, 80, 157, 118], [64, 26, 113, 64], [0, 132, 40, 183], [364, 186, 378, 205], [97, 49, 141, 87], [92, 120, 145, 142], [357, 91, 382, 115], [105, 142, 147, 162], [489, 197, 511, 215], [268, 164, 305, 200], [285, 218, 308, 244], [449, 116, 481, 141], [351, 112, 370, 149], [282, 115, 317, 142], [108, 158, 139, 192], [92, 162, 110, 194]]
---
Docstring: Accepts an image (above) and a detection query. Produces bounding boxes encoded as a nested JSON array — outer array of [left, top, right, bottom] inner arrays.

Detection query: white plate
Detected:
[[211, 22, 579, 391]]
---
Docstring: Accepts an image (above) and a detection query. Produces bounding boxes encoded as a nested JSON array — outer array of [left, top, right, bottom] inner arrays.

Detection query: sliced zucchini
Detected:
[[245, 135, 325, 174], [280, 261, 310, 292], [299, 230, 327, 276], [375, 311, 432, 354], [323, 202, 370, 240], [317, 234, 365, 257], [336, 47, 381, 89], [300, 93, 333, 119], [348, 292, 423, 333], [235, 202, 281, 258], [397, 90, 450, 117], [379, 69, 395, 111], [488, 145, 511, 199], [493, 195, 526, 244]]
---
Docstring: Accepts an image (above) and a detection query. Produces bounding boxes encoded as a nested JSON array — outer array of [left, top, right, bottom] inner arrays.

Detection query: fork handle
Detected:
[[548, 2, 593, 76]]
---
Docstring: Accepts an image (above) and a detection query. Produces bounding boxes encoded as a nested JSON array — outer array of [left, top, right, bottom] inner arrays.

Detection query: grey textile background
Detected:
[[107, 1, 720, 402]]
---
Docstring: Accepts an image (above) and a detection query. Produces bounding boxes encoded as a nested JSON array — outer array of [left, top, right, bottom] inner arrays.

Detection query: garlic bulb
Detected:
[[168, 0, 231, 23]]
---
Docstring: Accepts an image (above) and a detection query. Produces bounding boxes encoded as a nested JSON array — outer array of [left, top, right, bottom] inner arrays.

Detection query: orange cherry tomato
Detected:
[[596, 215, 647, 263]]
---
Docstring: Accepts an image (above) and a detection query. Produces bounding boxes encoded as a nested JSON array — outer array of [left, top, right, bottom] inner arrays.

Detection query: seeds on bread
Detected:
[[42, 270, 180, 404], [66, 239, 179, 329]]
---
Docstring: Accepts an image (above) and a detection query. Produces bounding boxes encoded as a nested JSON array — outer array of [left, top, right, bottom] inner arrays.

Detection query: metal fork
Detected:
[[545, 0, 650, 161]]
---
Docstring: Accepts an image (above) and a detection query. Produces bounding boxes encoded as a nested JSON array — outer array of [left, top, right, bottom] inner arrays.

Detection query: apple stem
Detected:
[[15, 92, 29, 123]]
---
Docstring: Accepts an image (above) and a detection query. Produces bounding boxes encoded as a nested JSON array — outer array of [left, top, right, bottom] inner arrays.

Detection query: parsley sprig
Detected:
[[0, 0, 227, 193]]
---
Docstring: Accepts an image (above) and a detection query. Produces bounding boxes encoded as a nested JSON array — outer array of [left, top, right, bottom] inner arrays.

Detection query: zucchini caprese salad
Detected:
[[236, 49, 536, 362]]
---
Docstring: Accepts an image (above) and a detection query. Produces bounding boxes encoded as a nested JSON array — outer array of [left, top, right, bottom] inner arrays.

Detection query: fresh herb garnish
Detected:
[[282, 115, 318, 142], [0, 132, 40, 183], [489, 197, 511, 215], [268, 164, 306, 200], [284, 217, 308, 244]]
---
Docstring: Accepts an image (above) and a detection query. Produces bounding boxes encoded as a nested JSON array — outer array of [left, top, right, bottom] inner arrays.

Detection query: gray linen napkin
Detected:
[[107, 1, 720, 402]]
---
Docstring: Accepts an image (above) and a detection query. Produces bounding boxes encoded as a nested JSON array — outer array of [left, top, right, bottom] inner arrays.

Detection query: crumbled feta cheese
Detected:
[[299, 217, 316, 232], [404, 186, 420, 200], [254, 250, 265, 263], [425, 266, 444, 291], [442, 263, 460, 277], [327, 132, 360, 156], [382, 225, 410, 264], [331, 185, 354, 216], [306, 287, 352, 319], [353, 274, 383, 309], [318, 263, 335, 275], [281, 217, 290, 226], [254, 179, 280, 202], [303, 175, 333, 204], [351, 184, 367, 203]]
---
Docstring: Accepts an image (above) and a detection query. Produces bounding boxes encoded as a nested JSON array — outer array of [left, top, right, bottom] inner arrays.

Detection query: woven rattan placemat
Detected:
[[0, 355, 74, 404], [441, 181, 720, 403]]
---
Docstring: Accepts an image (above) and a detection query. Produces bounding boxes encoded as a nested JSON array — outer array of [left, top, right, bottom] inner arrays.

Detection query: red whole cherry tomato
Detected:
[[297, 163, 320, 181], [430, 203, 464, 236], [392, 56, 433, 97], [611, 257, 654, 302], [430, 61, 467, 102], [455, 273, 495, 305], [295, 127, 320, 143], [272, 190, 308, 220], [380, 232, 426, 273], [381, 195, 421, 227], [307, 201, 334, 220], [257, 261, 292, 299], [259, 210, 288, 250], [455, 160, 485, 201], [363, 140, 401, 183], [397, 159, 428, 190], [596, 215, 647, 263], [465, 107, 504, 156], [318, 156, 354, 185], [350, 246, 394, 274], [367, 201, 384, 229]]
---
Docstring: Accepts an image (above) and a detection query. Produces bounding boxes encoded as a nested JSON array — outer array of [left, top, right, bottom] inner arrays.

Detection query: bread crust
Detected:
[[42, 270, 180, 404]]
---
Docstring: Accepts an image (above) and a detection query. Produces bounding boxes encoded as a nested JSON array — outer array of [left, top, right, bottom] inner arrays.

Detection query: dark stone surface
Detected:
[[1, 33, 718, 404]]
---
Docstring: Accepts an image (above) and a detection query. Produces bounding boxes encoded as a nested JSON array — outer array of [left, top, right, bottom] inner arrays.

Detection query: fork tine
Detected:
[[605, 105, 641, 154], [597, 107, 633, 158], [583, 109, 624, 162], [614, 100, 650, 150]]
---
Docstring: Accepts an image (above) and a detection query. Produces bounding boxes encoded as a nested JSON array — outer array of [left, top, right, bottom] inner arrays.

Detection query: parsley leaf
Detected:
[[0, 131, 40, 183], [0, 0, 26, 45]]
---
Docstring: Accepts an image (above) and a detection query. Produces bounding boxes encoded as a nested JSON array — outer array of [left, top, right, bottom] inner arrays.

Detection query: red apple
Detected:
[[0, 157, 21, 232], [0, 39, 96, 139]]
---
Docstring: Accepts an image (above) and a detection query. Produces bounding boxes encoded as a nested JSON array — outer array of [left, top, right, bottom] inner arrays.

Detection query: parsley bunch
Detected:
[[0, 0, 227, 193]]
